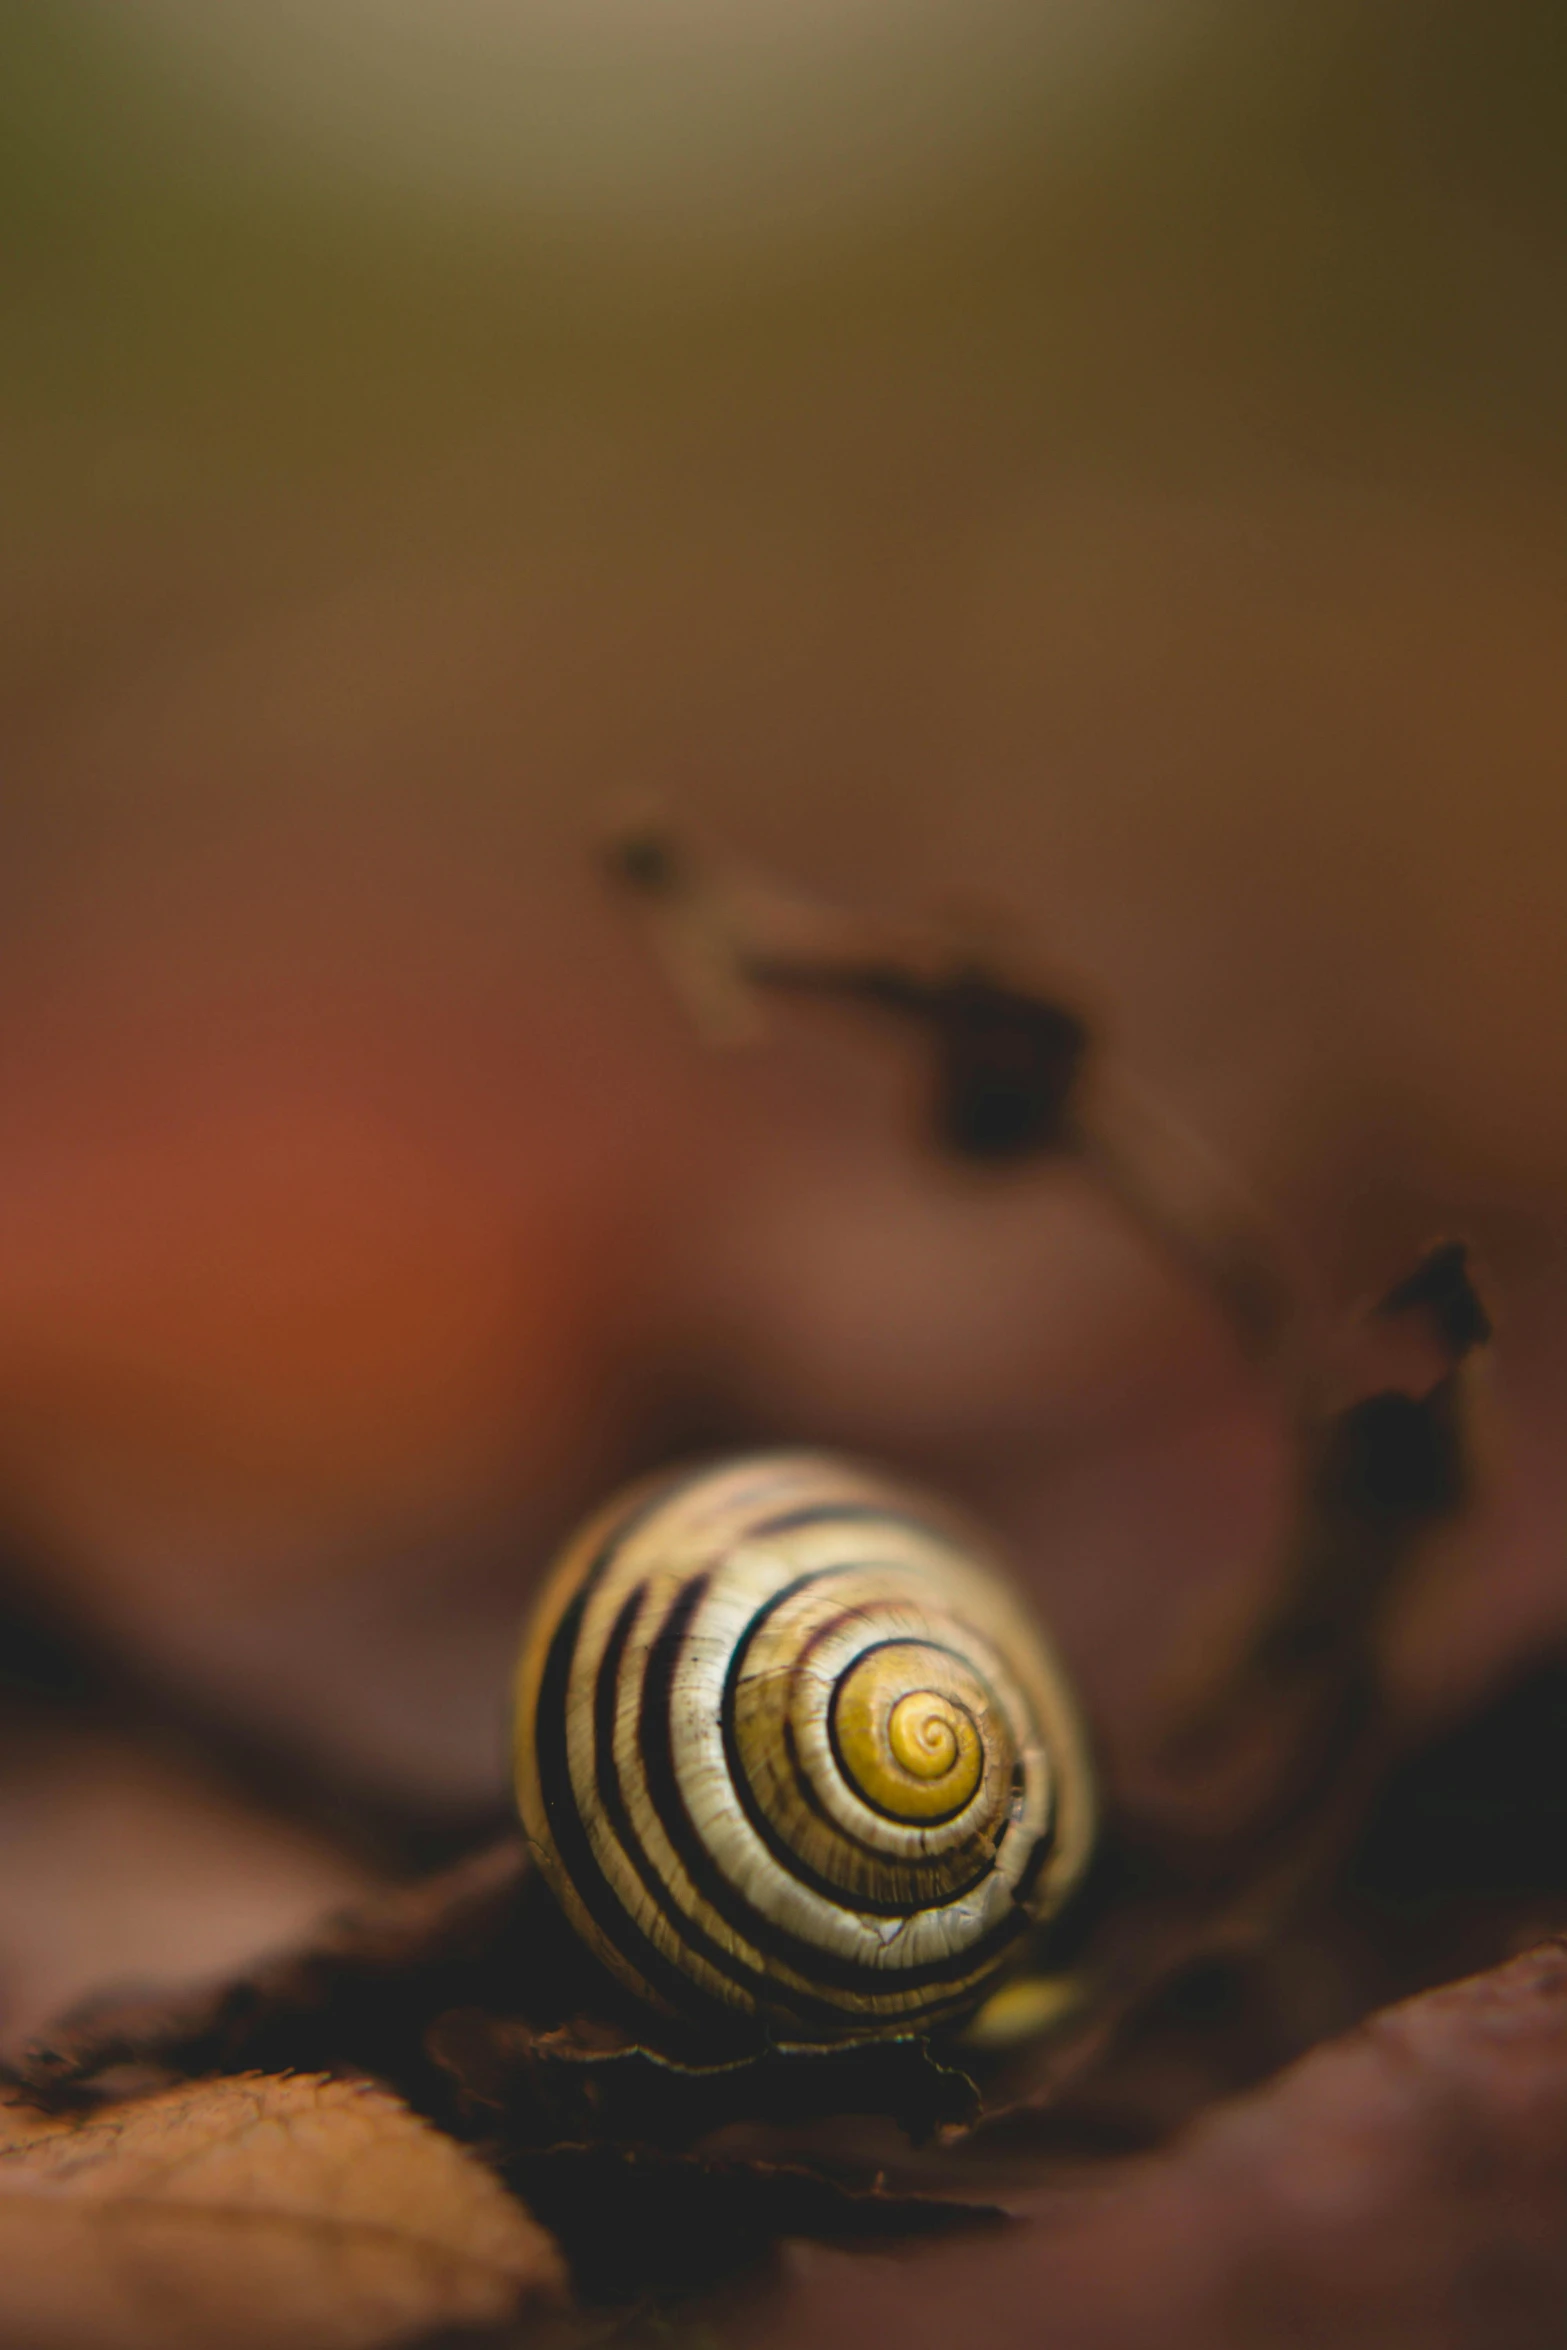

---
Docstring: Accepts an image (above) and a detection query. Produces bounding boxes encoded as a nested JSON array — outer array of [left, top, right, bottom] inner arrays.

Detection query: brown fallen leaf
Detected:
[[719, 1938, 1567, 2350], [0, 2070, 567, 2350], [12, 1844, 1001, 2310], [15, 1835, 535, 2104], [0, 1712, 374, 2056], [22, 1836, 985, 2152], [427, 2007, 980, 2150]]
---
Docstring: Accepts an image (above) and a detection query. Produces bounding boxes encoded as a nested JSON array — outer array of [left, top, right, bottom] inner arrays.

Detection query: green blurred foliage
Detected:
[[3, 0, 1567, 482]]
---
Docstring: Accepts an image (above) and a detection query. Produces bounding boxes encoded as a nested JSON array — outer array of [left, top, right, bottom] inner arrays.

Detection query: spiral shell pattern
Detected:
[[514, 1452, 1096, 2039]]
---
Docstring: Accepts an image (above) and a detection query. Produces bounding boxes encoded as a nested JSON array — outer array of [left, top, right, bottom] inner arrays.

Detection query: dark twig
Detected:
[[605, 820, 1302, 1378]]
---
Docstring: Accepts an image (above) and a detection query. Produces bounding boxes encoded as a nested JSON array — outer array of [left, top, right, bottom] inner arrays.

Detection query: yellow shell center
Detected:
[[887, 1692, 961, 1779], [831, 1646, 987, 1821]]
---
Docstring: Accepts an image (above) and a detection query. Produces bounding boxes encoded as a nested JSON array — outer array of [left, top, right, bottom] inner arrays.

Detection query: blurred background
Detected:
[[2, 0, 1566, 2040]]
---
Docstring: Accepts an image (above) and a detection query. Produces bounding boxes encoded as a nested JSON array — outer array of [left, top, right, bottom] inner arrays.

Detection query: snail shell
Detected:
[[513, 1451, 1096, 2040]]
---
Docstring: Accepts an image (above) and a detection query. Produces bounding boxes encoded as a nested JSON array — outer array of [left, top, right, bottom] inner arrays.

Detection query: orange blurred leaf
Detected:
[[0, 2070, 566, 2350]]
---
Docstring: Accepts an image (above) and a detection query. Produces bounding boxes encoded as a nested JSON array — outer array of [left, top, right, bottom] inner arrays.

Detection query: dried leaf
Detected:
[[0, 1714, 373, 2056], [0, 2071, 566, 2350], [17, 1836, 536, 2105], [723, 1940, 1567, 2350], [24, 1835, 986, 2157], [429, 2007, 980, 2148], [1150, 1244, 1489, 1799]]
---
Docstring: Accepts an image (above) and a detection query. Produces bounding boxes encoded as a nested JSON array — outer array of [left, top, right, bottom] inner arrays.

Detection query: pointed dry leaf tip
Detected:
[[0, 2072, 565, 2350], [1377, 1240, 1492, 1361], [1148, 1242, 1493, 1829]]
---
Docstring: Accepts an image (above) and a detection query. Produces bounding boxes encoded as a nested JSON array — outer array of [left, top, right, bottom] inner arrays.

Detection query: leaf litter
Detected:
[[2, 834, 1566, 2343]]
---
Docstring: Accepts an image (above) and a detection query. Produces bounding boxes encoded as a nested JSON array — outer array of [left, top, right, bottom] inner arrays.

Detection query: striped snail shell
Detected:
[[513, 1451, 1097, 2041]]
